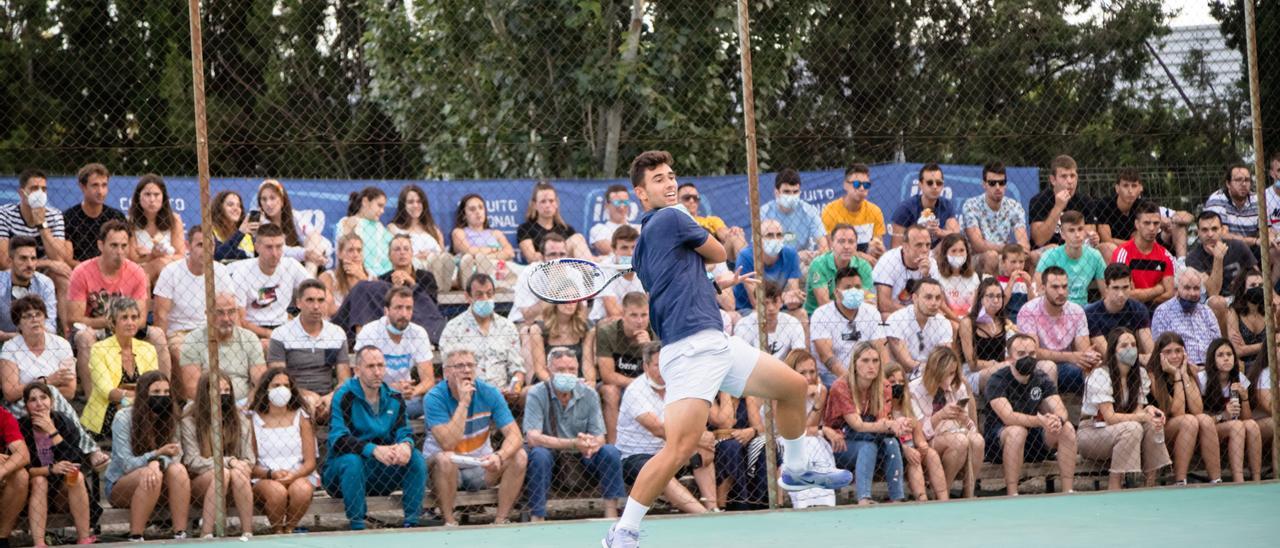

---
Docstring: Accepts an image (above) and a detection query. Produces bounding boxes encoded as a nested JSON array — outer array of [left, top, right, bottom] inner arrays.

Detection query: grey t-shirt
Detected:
[[522, 382, 604, 439], [266, 319, 350, 395], [1185, 240, 1256, 296], [180, 325, 265, 398]]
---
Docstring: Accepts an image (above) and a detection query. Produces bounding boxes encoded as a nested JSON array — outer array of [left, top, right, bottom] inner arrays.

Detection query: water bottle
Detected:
[[1230, 389, 1241, 420], [1154, 423, 1164, 444], [495, 259, 508, 281]]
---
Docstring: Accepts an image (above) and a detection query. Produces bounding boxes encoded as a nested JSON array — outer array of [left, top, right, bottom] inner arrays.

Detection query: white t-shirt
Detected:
[[617, 380, 666, 458], [588, 221, 640, 247], [228, 257, 310, 327], [589, 264, 644, 322], [509, 262, 540, 323], [153, 260, 233, 332], [0, 333, 73, 385], [732, 311, 806, 360], [1082, 367, 1152, 417], [885, 304, 953, 380], [872, 247, 924, 308], [929, 258, 982, 316], [1195, 370, 1251, 399], [1259, 368, 1273, 391], [354, 317, 435, 387], [809, 302, 884, 377]]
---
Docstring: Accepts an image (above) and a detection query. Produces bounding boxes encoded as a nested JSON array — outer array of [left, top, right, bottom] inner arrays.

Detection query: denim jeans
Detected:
[[322, 451, 428, 529], [833, 431, 904, 502], [1056, 361, 1085, 395], [525, 445, 626, 518]]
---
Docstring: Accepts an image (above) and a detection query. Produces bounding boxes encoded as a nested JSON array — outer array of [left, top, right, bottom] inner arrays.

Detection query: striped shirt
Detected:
[[0, 204, 65, 259], [1203, 189, 1258, 238]]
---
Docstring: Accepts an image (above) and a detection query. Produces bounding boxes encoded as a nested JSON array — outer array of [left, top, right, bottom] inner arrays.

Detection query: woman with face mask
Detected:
[[931, 234, 981, 323], [180, 372, 256, 539], [1077, 328, 1171, 490], [104, 371, 192, 541], [1226, 270, 1266, 368], [884, 362, 947, 501], [248, 367, 317, 534]]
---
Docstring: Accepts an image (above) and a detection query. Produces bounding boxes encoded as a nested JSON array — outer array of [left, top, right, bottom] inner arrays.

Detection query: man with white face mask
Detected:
[[809, 268, 887, 386], [762, 169, 828, 262], [0, 169, 74, 333], [731, 219, 804, 313]]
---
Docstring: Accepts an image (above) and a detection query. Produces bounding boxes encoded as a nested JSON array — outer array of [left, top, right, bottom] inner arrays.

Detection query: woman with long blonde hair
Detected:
[[908, 347, 982, 498], [515, 181, 592, 261], [823, 342, 905, 504]]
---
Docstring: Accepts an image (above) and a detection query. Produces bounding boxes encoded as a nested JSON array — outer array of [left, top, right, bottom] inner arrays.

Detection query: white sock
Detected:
[[780, 435, 807, 475], [617, 498, 650, 531]]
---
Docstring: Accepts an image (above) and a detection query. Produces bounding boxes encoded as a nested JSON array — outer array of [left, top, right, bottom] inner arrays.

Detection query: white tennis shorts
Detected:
[[659, 329, 761, 403]]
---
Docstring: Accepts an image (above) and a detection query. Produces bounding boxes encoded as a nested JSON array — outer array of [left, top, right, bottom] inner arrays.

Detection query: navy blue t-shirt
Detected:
[[634, 207, 724, 345], [1084, 298, 1151, 339], [890, 195, 957, 245], [732, 245, 802, 311]]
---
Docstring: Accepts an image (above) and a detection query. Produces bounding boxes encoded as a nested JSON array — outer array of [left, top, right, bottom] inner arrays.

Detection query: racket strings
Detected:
[[529, 261, 603, 302]]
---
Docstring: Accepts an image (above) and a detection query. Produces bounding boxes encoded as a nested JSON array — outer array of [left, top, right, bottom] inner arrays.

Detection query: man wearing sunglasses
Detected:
[[590, 184, 641, 256], [890, 163, 960, 248], [677, 183, 747, 263], [962, 161, 1031, 275], [821, 163, 885, 263]]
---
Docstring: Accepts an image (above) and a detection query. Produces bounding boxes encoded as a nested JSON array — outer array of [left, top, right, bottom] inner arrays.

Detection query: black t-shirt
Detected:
[[516, 220, 578, 254], [983, 367, 1058, 432], [1027, 190, 1094, 247], [1093, 196, 1142, 242], [62, 204, 126, 263], [1085, 298, 1151, 338], [1185, 239, 1257, 296], [594, 320, 654, 379]]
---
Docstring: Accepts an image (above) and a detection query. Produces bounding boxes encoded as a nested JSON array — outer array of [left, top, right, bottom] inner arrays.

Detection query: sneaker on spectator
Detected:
[[777, 467, 853, 492], [602, 524, 641, 548]]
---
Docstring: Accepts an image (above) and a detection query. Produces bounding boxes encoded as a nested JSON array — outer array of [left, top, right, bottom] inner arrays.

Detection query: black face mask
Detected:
[[1245, 286, 1264, 307], [220, 394, 235, 411], [146, 396, 172, 416], [1015, 357, 1037, 377], [891, 384, 905, 400]]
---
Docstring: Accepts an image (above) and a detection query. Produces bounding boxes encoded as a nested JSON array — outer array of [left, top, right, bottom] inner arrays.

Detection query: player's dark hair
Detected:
[[629, 150, 674, 189]]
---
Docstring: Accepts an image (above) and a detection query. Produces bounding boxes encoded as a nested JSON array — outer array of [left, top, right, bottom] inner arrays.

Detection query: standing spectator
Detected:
[[0, 295, 75, 401], [762, 169, 828, 261], [589, 185, 641, 257], [355, 286, 436, 418], [450, 194, 516, 284], [82, 297, 159, 436], [873, 224, 931, 315], [0, 170, 73, 325], [1077, 328, 1171, 490], [228, 222, 310, 340], [931, 233, 980, 319], [247, 368, 317, 535], [983, 354, 1078, 496], [1187, 211, 1255, 301], [509, 233, 569, 324], [154, 224, 233, 366], [518, 181, 592, 261], [884, 278, 952, 381], [523, 349, 625, 521], [256, 179, 330, 276], [125, 174, 185, 284], [379, 233, 446, 339], [963, 161, 1030, 274], [734, 281, 806, 360], [324, 347, 427, 530], [824, 343, 905, 505], [732, 220, 804, 313], [890, 163, 959, 248], [336, 187, 393, 276], [884, 362, 947, 501], [803, 224, 874, 316], [1147, 333, 1222, 485], [63, 163, 126, 266], [523, 301, 595, 386], [104, 371, 192, 542], [1202, 164, 1260, 250], [209, 191, 255, 261], [179, 372, 254, 539], [439, 274, 525, 403], [1094, 169, 1192, 260], [810, 267, 885, 386], [1035, 210, 1105, 306], [821, 164, 885, 262], [589, 226, 644, 322], [265, 279, 351, 418], [389, 184, 455, 289], [0, 237, 57, 339], [1016, 266, 1097, 394], [1226, 270, 1267, 367], [1085, 264, 1153, 356], [677, 183, 746, 263], [178, 293, 266, 402], [958, 277, 1010, 391], [18, 383, 93, 545], [423, 348, 528, 526], [319, 234, 374, 315], [1196, 339, 1263, 483], [1029, 154, 1095, 249], [908, 347, 982, 498], [1150, 269, 1220, 366], [1111, 200, 1175, 307], [595, 292, 655, 443]]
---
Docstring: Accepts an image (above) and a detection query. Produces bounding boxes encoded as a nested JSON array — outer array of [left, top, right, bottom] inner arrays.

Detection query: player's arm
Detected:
[[694, 234, 726, 264]]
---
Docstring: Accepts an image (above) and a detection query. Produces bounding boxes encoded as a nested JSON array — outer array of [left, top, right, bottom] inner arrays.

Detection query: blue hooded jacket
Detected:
[[327, 377, 413, 459]]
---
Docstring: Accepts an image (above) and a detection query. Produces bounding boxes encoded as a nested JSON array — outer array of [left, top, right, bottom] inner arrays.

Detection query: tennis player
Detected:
[[603, 151, 852, 547]]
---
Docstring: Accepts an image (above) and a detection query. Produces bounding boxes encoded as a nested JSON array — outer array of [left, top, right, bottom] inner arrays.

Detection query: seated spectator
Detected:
[[803, 224, 874, 316], [983, 354, 1078, 495], [0, 407, 28, 548], [1243, 352, 1273, 461], [734, 281, 806, 360], [18, 383, 93, 545], [763, 169, 828, 261], [1203, 164, 1261, 251], [126, 174, 185, 284], [885, 278, 952, 381], [1029, 155, 1095, 250], [439, 274, 525, 405], [247, 367, 317, 534], [884, 362, 947, 501], [595, 292, 655, 443], [154, 224, 233, 367], [1078, 327, 1171, 490], [589, 226, 644, 323], [821, 164, 885, 262], [1150, 269, 1220, 367], [810, 267, 885, 386], [104, 371, 191, 542], [1197, 339, 1262, 483], [256, 179, 330, 276], [355, 286, 435, 418], [64, 163, 126, 268], [1111, 200, 1175, 306], [524, 349, 624, 521], [1, 295, 75, 401], [2, 379, 106, 476], [518, 181, 592, 261], [0, 236, 57, 340], [780, 349, 841, 508], [324, 346, 426, 530], [678, 183, 746, 263], [732, 219, 804, 313], [873, 224, 931, 315], [266, 279, 350, 418], [615, 343, 716, 514], [389, 184, 455, 289], [996, 243, 1036, 318], [424, 348, 528, 526], [450, 193, 516, 284], [1095, 168, 1193, 259], [931, 233, 980, 319], [0, 169, 72, 333], [1147, 333, 1222, 485], [1016, 266, 1097, 394], [320, 234, 374, 316], [1085, 264, 1153, 356], [510, 233, 570, 324], [228, 222, 310, 339], [890, 163, 959, 248], [336, 187, 393, 276], [708, 393, 768, 509], [1188, 212, 1253, 324], [210, 190, 254, 261], [1036, 210, 1105, 306], [523, 302, 595, 385], [179, 292, 266, 401], [824, 342, 905, 505], [963, 161, 1030, 274], [589, 185, 641, 257], [378, 234, 446, 340], [908, 347, 982, 498], [1226, 270, 1266, 367], [179, 372, 254, 538], [958, 277, 1010, 391], [83, 297, 158, 436]]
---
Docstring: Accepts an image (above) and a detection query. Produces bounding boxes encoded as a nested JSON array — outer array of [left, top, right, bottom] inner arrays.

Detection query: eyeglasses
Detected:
[[610, 199, 631, 207], [549, 347, 578, 358], [446, 362, 477, 371], [762, 233, 784, 239], [19, 312, 44, 322], [921, 179, 944, 188], [848, 181, 872, 190], [680, 195, 701, 203], [984, 179, 1008, 187]]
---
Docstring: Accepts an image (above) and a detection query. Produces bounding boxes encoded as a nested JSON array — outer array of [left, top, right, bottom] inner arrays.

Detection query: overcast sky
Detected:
[[1167, 0, 1215, 27]]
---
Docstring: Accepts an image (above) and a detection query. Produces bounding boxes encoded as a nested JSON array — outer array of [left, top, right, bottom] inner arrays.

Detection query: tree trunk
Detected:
[[602, 0, 646, 178]]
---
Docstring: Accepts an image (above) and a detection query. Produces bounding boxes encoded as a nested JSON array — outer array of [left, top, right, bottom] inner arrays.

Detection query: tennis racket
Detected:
[[527, 258, 632, 304]]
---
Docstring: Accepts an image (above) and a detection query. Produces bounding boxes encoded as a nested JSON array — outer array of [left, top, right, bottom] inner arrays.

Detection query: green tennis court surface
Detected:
[[188, 483, 1279, 547]]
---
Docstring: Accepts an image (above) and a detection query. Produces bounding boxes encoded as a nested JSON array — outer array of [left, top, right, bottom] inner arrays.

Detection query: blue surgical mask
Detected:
[[472, 299, 495, 318], [617, 255, 633, 267], [840, 288, 864, 309], [1178, 297, 1198, 314], [763, 239, 784, 257], [552, 373, 578, 393], [386, 320, 405, 336], [778, 194, 800, 209]]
